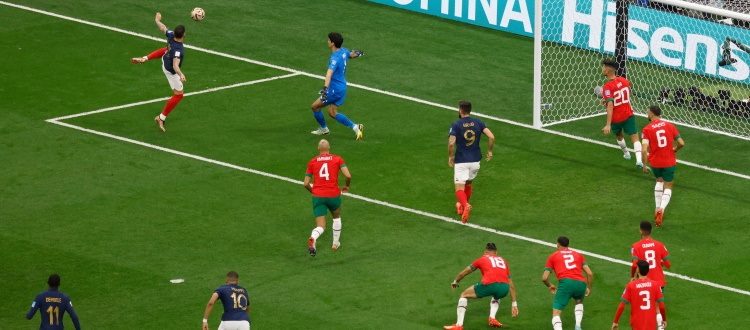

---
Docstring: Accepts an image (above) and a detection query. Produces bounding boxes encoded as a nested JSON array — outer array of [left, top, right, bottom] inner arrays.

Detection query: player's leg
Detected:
[[330, 200, 343, 250], [310, 99, 330, 135], [624, 117, 643, 167], [131, 48, 167, 63], [551, 308, 564, 330], [444, 285, 478, 329], [156, 62, 185, 132], [654, 177, 664, 211], [615, 127, 630, 160], [487, 283, 509, 327], [309, 197, 328, 256], [551, 279, 575, 330], [570, 280, 587, 330], [326, 94, 363, 140], [464, 182, 473, 202]]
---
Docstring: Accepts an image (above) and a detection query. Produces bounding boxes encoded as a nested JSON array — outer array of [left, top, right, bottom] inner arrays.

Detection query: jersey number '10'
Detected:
[[230, 292, 249, 311]]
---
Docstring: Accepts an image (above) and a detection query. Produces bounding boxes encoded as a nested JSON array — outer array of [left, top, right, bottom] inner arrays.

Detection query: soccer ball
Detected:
[[191, 7, 205, 21], [593, 86, 603, 98]]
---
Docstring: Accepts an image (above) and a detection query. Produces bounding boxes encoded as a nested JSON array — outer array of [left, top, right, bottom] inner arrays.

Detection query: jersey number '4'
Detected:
[[319, 163, 329, 180]]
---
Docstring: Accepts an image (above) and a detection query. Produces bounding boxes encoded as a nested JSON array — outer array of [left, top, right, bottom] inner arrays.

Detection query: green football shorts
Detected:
[[611, 115, 638, 135], [473, 282, 510, 300], [650, 165, 676, 182], [553, 279, 587, 310], [312, 196, 342, 217]]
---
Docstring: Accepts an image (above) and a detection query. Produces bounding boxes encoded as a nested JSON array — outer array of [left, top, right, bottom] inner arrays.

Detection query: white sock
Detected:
[[617, 139, 628, 154], [456, 298, 468, 326], [634, 141, 643, 162], [490, 299, 499, 319], [660, 189, 672, 211], [574, 303, 584, 326], [142, 56, 148, 60], [657, 313, 664, 329], [310, 227, 324, 247], [654, 182, 664, 210], [552, 315, 563, 330], [332, 218, 341, 243], [159, 114, 167, 121]]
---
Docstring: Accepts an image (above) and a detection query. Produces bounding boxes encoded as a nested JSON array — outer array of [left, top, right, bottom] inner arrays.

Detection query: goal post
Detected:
[[534, 0, 750, 141]]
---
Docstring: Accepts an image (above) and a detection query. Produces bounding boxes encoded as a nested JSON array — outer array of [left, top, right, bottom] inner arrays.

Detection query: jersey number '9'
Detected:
[[464, 130, 476, 146]]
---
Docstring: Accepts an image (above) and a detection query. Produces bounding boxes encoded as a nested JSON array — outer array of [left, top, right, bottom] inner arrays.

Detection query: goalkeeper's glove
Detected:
[[353, 50, 364, 57], [318, 86, 328, 102]]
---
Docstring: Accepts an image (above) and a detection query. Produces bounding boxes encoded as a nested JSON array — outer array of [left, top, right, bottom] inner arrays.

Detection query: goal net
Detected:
[[534, 0, 750, 140]]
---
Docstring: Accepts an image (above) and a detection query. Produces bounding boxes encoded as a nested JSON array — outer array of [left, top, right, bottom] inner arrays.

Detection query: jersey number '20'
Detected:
[[614, 87, 631, 106]]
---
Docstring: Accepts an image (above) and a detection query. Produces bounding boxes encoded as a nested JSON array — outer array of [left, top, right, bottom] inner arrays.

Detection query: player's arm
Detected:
[[630, 257, 638, 279], [674, 136, 685, 153], [64, 300, 81, 330], [25, 296, 40, 320], [508, 277, 519, 317], [451, 266, 475, 291], [611, 301, 627, 329], [172, 58, 186, 81], [447, 135, 456, 167], [657, 300, 667, 327], [541, 270, 557, 294], [155, 13, 168, 33], [303, 175, 313, 193], [203, 292, 220, 330], [324, 69, 333, 89], [483, 127, 495, 161], [582, 264, 594, 296], [350, 50, 364, 58], [340, 166, 352, 193], [602, 100, 614, 135]]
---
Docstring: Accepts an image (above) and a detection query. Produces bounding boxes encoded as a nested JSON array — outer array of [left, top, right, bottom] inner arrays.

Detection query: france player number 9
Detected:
[[230, 292, 248, 310], [464, 130, 476, 146]]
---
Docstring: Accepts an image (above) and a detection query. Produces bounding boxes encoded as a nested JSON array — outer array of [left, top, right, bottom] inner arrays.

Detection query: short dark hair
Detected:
[[640, 221, 652, 234], [648, 105, 662, 117], [174, 25, 186, 38], [328, 32, 343, 48], [486, 243, 497, 251], [459, 100, 472, 114], [637, 260, 650, 276], [602, 59, 618, 71], [48, 274, 61, 287], [557, 236, 570, 247], [226, 271, 239, 281]]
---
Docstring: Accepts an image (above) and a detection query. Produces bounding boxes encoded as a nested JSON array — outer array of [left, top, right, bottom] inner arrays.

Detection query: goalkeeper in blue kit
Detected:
[[310, 32, 365, 140]]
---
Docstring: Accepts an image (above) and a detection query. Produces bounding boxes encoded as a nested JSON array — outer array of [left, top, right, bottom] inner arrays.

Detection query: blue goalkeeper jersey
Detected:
[[327, 47, 350, 94]]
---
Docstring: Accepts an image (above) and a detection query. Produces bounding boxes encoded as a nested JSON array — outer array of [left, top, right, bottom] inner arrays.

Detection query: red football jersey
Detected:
[[641, 120, 681, 168], [602, 77, 634, 123], [305, 154, 346, 198], [471, 254, 511, 285], [545, 248, 587, 282], [631, 238, 670, 288], [620, 278, 664, 330]]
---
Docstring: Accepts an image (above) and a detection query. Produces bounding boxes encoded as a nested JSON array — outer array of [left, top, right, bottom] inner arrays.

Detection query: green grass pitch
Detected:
[[1, 0, 749, 329]]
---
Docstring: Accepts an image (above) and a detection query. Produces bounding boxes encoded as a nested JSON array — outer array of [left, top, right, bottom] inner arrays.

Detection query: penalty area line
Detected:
[[48, 73, 301, 122], [41, 119, 750, 297]]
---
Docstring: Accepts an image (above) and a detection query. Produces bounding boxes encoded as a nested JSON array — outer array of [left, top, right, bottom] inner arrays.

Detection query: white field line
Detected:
[[42, 118, 750, 297], [48, 73, 301, 121], [4, 0, 747, 180]]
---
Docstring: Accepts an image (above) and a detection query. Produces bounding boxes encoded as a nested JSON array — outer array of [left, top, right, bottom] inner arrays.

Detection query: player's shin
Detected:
[[332, 218, 341, 243], [464, 185, 473, 201], [633, 141, 643, 163], [552, 316, 563, 330], [456, 190, 468, 207], [654, 182, 664, 210], [161, 94, 184, 117], [147, 48, 167, 60], [312, 110, 327, 128], [334, 113, 355, 129], [456, 298, 468, 326], [574, 303, 583, 326], [660, 189, 672, 211], [489, 299, 499, 319], [617, 139, 628, 155], [310, 227, 324, 245]]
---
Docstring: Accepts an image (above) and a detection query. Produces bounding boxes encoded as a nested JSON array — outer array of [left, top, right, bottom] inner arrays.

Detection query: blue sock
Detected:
[[313, 111, 327, 128], [335, 113, 355, 129]]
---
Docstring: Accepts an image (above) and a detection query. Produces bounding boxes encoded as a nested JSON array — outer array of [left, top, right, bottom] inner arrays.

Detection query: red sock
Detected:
[[147, 48, 167, 60], [465, 185, 473, 201], [456, 190, 468, 207], [161, 94, 184, 117]]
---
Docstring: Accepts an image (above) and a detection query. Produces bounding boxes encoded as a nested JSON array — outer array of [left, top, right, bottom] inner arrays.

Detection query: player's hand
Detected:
[[341, 186, 350, 193], [661, 320, 667, 328], [179, 74, 186, 82], [485, 151, 493, 161], [202, 321, 209, 330], [642, 165, 650, 174], [602, 124, 611, 135], [611, 322, 619, 330], [585, 287, 591, 296], [353, 50, 364, 57], [511, 306, 519, 317], [451, 280, 459, 291], [548, 285, 557, 294], [318, 86, 328, 102], [155, 12, 162, 21], [448, 156, 454, 168]]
